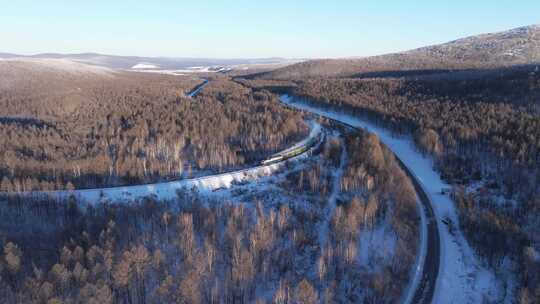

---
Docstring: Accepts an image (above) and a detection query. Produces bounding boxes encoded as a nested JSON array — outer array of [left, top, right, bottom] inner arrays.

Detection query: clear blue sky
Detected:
[[2, 0, 539, 58]]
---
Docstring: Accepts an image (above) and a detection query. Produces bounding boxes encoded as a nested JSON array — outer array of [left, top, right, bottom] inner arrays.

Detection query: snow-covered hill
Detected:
[[0, 57, 114, 76], [261, 24, 540, 79]]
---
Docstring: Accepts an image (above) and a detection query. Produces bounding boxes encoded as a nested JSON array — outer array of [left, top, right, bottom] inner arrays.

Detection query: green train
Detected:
[[261, 133, 323, 165]]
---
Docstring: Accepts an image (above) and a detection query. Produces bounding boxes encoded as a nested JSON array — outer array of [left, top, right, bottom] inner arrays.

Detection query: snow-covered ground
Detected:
[[358, 222, 397, 269], [17, 121, 323, 206], [280, 95, 506, 304], [127, 69, 186, 76], [128, 66, 230, 75], [0, 58, 114, 76], [230, 59, 305, 71], [318, 135, 346, 246], [208, 155, 325, 209], [131, 62, 160, 69]]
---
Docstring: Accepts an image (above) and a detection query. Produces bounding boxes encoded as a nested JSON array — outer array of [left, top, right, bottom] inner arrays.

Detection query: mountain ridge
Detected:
[[260, 24, 540, 79]]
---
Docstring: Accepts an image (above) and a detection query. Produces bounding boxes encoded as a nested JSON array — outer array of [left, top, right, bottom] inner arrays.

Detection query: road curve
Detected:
[[394, 151, 440, 304], [278, 95, 440, 304]]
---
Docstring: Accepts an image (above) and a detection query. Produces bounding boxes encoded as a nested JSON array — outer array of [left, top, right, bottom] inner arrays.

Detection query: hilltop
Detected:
[[261, 25, 540, 79]]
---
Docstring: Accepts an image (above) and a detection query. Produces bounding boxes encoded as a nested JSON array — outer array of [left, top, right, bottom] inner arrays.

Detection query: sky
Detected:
[[1, 0, 539, 59]]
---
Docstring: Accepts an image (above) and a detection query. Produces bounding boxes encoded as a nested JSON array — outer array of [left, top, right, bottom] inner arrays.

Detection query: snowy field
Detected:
[[128, 65, 230, 75], [131, 62, 160, 69], [280, 95, 507, 303]]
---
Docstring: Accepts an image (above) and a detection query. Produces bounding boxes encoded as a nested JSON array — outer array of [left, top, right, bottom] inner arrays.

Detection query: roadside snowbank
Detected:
[[280, 94, 503, 303], [19, 157, 300, 206]]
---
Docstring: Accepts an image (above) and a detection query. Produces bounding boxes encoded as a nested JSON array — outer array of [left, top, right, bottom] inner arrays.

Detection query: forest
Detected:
[[244, 64, 540, 302], [0, 61, 308, 191], [0, 128, 419, 303], [2, 14, 540, 304]]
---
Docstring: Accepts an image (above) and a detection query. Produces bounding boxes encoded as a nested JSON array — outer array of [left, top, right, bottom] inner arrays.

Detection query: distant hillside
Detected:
[[0, 52, 293, 70], [262, 25, 540, 79], [0, 58, 196, 117], [0, 52, 19, 58]]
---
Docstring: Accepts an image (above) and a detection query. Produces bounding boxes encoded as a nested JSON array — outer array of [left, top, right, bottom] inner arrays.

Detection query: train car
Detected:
[[260, 131, 324, 166], [261, 155, 284, 165]]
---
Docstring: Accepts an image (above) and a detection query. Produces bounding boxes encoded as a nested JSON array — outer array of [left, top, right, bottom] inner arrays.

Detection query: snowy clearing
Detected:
[[280, 94, 505, 304]]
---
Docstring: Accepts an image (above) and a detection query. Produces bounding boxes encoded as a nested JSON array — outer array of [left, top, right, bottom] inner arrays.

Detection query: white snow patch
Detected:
[[127, 69, 186, 76], [358, 223, 397, 268], [127, 66, 232, 75], [131, 62, 159, 69], [22, 159, 295, 205], [280, 94, 505, 304]]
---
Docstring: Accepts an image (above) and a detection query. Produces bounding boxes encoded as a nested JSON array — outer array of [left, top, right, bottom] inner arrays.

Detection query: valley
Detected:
[[1, 21, 539, 304]]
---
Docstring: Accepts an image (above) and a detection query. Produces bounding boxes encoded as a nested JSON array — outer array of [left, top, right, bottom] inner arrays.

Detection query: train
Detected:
[[260, 132, 324, 166]]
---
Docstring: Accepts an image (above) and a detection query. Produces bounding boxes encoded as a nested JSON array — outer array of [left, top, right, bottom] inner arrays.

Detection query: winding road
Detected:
[[278, 95, 440, 304]]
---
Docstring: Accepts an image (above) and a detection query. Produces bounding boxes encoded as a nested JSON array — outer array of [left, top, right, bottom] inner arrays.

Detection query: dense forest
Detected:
[[0, 128, 419, 303], [244, 64, 540, 302], [0, 61, 308, 191]]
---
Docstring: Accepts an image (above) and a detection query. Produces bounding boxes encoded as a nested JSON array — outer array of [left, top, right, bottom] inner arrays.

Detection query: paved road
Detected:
[[280, 98, 440, 304], [394, 154, 440, 304]]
